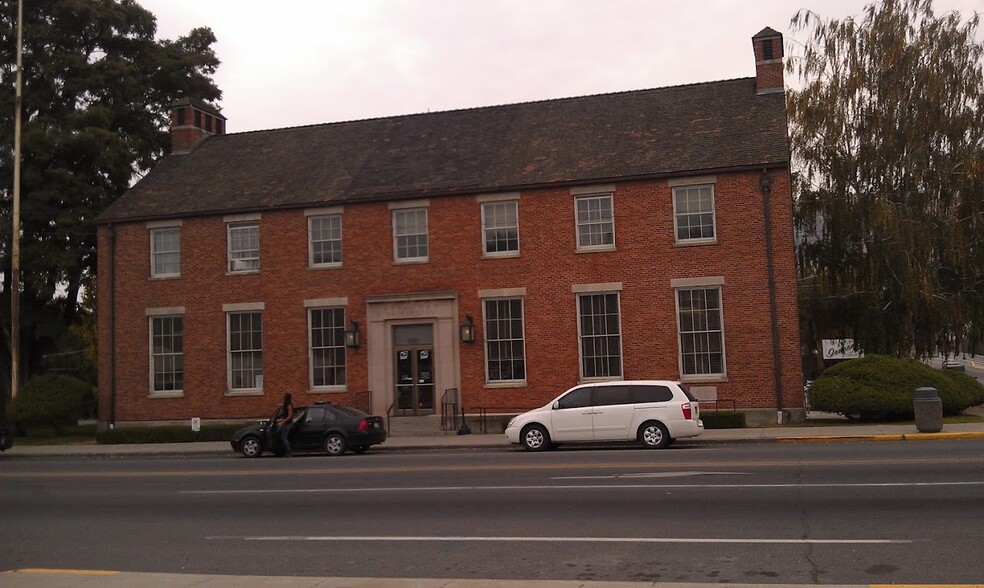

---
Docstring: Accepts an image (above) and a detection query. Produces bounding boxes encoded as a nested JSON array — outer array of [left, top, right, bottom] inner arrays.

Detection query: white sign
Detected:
[[822, 339, 862, 360], [191, 417, 201, 432]]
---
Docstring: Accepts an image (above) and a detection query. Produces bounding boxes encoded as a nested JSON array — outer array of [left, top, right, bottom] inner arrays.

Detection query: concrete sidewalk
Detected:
[[6, 414, 984, 457]]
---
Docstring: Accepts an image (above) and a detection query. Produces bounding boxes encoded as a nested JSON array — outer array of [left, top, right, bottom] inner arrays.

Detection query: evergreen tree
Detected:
[[788, 0, 984, 359], [0, 0, 221, 396]]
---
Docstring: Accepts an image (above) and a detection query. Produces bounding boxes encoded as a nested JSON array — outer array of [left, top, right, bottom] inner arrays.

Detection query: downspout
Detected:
[[107, 224, 116, 428], [760, 169, 784, 421]]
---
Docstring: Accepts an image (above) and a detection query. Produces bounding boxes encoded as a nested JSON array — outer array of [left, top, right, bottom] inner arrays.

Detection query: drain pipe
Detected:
[[760, 169, 784, 422], [107, 224, 116, 428]]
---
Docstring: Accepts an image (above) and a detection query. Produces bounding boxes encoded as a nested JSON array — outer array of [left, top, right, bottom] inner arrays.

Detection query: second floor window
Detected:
[[309, 214, 342, 266], [150, 227, 181, 278], [575, 194, 614, 250], [482, 201, 519, 255], [393, 208, 428, 261], [228, 221, 259, 272], [673, 184, 716, 243]]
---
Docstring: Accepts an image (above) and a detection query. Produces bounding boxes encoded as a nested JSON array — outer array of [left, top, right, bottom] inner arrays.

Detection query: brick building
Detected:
[[96, 27, 803, 430]]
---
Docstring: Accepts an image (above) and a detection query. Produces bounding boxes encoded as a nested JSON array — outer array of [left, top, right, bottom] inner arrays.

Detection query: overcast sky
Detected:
[[138, 0, 982, 134]]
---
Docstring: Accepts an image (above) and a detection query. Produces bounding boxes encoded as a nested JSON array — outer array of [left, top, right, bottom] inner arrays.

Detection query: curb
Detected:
[[777, 431, 984, 443]]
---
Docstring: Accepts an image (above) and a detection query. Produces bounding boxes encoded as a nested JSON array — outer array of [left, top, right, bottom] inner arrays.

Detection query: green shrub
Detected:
[[96, 423, 244, 444], [7, 374, 95, 434], [700, 411, 746, 429], [807, 355, 984, 420]]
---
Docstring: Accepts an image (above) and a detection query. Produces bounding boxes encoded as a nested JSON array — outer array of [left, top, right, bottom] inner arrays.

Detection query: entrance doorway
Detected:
[[393, 324, 435, 415]]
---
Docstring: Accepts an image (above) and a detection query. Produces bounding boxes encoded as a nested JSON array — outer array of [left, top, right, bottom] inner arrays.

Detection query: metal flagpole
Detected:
[[11, 0, 23, 399]]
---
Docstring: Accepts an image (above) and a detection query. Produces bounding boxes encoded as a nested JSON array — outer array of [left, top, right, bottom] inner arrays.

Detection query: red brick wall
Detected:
[[97, 170, 803, 423]]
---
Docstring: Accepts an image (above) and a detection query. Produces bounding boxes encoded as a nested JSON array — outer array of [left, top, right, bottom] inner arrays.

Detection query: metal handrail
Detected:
[[441, 388, 459, 432], [385, 397, 398, 434]]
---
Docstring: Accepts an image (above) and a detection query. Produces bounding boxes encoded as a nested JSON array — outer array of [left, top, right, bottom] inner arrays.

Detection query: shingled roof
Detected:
[[99, 77, 789, 223]]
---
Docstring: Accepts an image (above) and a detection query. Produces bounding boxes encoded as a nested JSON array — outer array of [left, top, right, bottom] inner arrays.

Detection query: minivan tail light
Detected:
[[358, 419, 369, 431], [681, 402, 692, 420]]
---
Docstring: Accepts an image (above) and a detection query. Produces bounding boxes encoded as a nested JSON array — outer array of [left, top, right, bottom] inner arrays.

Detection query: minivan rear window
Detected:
[[678, 384, 698, 402], [631, 385, 674, 403]]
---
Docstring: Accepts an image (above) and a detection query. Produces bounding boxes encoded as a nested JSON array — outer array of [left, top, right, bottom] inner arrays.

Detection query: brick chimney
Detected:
[[169, 98, 226, 154], [752, 27, 784, 95]]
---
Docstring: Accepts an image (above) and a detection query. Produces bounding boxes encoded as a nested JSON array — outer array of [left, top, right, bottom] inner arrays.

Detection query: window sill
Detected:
[[148, 391, 184, 399], [226, 389, 264, 396], [308, 387, 347, 394], [393, 258, 429, 265], [149, 275, 181, 281], [226, 270, 261, 276], [484, 381, 528, 389], [575, 246, 616, 254], [308, 263, 343, 270], [674, 239, 718, 247], [578, 376, 623, 383], [680, 374, 728, 383], [482, 251, 520, 260]]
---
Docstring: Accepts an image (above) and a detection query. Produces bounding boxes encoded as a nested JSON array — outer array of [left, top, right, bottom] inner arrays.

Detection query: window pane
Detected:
[[310, 215, 342, 265], [484, 298, 526, 382], [482, 201, 519, 254], [575, 194, 614, 248], [578, 293, 621, 378], [674, 185, 715, 241], [151, 316, 184, 392], [677, 287, 725, 376], [310, 308, 346, 387], [229, 311, 263, 389], [151, 228, 181, 277]]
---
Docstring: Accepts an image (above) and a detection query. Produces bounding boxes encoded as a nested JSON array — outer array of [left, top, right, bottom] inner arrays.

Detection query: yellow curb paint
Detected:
[[10, 569, 120, 576], [871, 585, 984, 588]]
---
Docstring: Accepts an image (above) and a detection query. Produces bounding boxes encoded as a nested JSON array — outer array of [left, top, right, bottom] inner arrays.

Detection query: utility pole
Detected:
[[11, 0, 23, 399]]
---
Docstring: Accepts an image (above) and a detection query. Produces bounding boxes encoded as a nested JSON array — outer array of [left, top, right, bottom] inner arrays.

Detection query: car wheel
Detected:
[[324, 433, 347, 456], [639, 421, 670, 449], [521, 424, 551, 451], [240, 435, 262, 458]]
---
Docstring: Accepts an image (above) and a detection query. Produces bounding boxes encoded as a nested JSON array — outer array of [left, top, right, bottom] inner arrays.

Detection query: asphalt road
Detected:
[[3, 440, 984, 585]]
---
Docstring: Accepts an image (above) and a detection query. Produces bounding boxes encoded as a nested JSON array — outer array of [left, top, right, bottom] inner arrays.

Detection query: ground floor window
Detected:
[[677, 286, 725, 376], [228, 311, 263, 390], [150, 315, 183, 393], [484, 298, 526, 382], [577, 292, 622, 379], [310, 307, 346, 388]]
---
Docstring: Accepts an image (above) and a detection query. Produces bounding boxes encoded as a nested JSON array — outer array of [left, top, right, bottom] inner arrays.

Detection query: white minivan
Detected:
[[504, 380, 703, 451]]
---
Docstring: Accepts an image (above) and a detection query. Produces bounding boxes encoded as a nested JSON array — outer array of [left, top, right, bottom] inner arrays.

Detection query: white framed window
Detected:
[[309, 307, 346, 388], [575, 193, 615, 250], [482, 200, 519, 256], [309, 214, 342, 267], [150, 227, 181, 278], [228, 311, 263, 391], [228, 221, 259, 272], [676, 287, 726, 377], [577, 292, 622, 379], [393, 208, 428, 262], [673, 184, 716, 243], [484, 298, 526, 382], [150, 315, 183, 394]]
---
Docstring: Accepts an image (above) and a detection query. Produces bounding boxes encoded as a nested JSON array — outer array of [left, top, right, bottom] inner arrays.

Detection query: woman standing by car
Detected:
[[276, 393, 294, 457]]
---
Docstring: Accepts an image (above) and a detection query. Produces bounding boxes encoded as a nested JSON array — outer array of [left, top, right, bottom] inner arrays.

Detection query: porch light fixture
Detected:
[[344, 320, 360, 348], [460, 315, 475, 343]]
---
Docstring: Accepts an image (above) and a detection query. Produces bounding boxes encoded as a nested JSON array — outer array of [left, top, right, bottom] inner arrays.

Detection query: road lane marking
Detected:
[[206, 535, 911, 545], [180, 480, 984, 494], [553, 471, 751, 479], [9, 569, 120, 575]]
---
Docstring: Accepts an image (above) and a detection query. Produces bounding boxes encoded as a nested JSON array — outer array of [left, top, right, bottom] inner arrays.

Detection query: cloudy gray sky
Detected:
[[139, 0, 982, 133]]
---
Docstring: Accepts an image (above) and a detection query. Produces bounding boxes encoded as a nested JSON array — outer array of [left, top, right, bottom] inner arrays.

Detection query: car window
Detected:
[[631, 385, 674, 403], [556, 387, 592, 409], [334, 406, 368, 418], [677, 384, 697, 402], [303, 407, 323, 425], [593, 385, 632, 406]]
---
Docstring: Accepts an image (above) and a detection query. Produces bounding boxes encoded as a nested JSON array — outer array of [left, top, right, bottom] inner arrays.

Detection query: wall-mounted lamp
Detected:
[[344, 320, 360, 348], [460, 315, 475, 343]]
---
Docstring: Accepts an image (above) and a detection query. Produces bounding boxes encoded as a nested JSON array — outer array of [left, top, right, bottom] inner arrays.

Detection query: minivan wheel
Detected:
[[521, 424, 551, 451], [639, 421, 671, 449], [240, 435, 262, 458]]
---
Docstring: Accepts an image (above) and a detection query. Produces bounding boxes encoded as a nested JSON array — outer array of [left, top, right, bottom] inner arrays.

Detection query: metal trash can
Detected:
[[913, 387, 943, 433]]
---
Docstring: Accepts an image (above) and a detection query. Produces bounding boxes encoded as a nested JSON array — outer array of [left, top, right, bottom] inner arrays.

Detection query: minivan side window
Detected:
[[593, 385, 632, 406], [631, 385, 674, 403], [556, 387, 592, 409]]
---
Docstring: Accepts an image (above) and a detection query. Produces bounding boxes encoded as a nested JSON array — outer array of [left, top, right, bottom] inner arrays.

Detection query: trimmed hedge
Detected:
[[96, 423, 245, 444], [700, 411, 746, 429], [808, 355, 984, 420], [7, 374, 96, 434]]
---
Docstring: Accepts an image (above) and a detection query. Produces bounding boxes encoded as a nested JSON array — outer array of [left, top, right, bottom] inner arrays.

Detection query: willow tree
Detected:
[[788, 0, 984, 358]]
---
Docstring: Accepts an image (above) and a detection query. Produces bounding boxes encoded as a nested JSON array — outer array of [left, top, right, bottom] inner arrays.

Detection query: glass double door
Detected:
[[394, 324, 435, 415]]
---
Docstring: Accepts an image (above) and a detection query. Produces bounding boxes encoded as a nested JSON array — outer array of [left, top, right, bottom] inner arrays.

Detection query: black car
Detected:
[[0, 421, 13, 452], [230, 402, 386, 457]]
